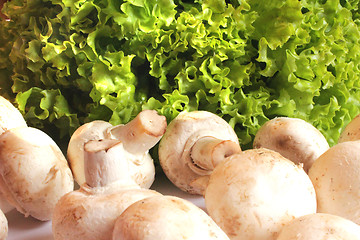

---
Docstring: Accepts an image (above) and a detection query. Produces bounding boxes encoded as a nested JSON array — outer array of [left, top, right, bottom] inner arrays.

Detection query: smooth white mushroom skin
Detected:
[[308, 140, 360, 224], [0, 96, 28, 213], [83, 139, 155, 188], [159, 111, 241, 195], [53, 123, 163, 240], [112, 195, 230, 240], [338, 113, 360, 143], [0, 126, 74, 221], [0, 209, 8, 240], [0, 96, 27, 135], [67, 120, 113, 185], [52, 186, 161, 240], [205, 148, 317, 240], [253, 117, 329, 172], [276, 213, 360, 240]]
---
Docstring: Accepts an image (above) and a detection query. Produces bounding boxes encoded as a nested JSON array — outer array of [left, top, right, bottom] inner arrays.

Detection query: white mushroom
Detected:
[[0, 96, 27, 135], [112, 195, 230, 240], [0, 209, 7, 240], [338, 113, 360, 143], [205, 148, 317, 240], [308, 140, 360, 224], [52, 138, 161, 240], [52, 185, 161, 240], [158, 111, 241, 195], [253, 117, 329, 172], [0, 126, 74, 221], [0, 96, 28, 213], [67, 110, 166, 188], [276, 213, 360, 240]]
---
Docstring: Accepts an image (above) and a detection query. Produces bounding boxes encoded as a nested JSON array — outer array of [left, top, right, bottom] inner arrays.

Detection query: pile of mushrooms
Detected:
[[2, 93, 360, 240], [53, 110, 166, 240], [53, 109, 230, 239], [158, 112, 360, 239]]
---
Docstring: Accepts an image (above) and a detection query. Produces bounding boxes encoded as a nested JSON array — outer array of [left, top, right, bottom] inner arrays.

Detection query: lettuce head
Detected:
[[1, 0, 360, 150]]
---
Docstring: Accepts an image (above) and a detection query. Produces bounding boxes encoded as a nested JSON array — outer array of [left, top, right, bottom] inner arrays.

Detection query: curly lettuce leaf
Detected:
[[1, 0, 360, 150]]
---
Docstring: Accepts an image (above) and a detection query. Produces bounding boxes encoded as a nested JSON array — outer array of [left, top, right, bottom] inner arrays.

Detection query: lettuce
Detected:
[[1, 0, 360, 149]]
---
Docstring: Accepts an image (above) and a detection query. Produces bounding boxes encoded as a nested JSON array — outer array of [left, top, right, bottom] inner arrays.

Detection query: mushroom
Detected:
[[0, 209, 7, 240], [158, 111, 241, 195], [276, 213, 360, 240], [112, 195, 230, 240], [0, 126, 74, 221], [308, 140, 360, 224], [253, 117, 329, 172], [204, 148, 317, 240], [338, 113, 360, 143], [0, 96, 28, 213], [67, 109, 167, 188], [0, 96, 27, 135], [52, 138, 162, 240]]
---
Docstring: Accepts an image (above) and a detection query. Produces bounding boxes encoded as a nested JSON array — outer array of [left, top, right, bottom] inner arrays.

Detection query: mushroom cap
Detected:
[[0, 96, 27, 213], [52, 186, 161, 240], [276, 213, 360, 240], [308, 140, 360, 224], [205, 148, 317, 240], [125, 152, 155, 189], [0, 209, 7, 240], [253, 117, 329, 172], [158, 111, 240, 195], [67, 120, 113, 185], [339, 113, 360, 143], [0, 126, 74, 221], [0, 96, 27, 135], [112, 195, 230, 240]]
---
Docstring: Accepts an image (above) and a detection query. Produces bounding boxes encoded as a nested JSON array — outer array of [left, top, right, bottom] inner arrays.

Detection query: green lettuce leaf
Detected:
[[1, 0, 360, 150]]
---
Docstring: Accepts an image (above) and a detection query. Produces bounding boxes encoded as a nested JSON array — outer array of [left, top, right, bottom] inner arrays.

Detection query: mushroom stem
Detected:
[[84, 139, 130, 188], [107, 110, 167, 154], [190, 136, 241, 173]]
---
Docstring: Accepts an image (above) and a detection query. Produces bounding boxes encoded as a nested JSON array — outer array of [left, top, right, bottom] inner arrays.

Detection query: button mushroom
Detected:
[[308, 140, 360, 224], [112, 195, 230, 240], [0, 126, 74, 221], [158, 111, 241, 195], [52, 138, 162, 240], [276, 213, 360, 240], [338, 113, 360, 143], [0, 96, 27, 134], [205, 148, 317, 240], [253, 117, 329, 172], [67, 109, 167, 188], [0, 96, 28, 213]]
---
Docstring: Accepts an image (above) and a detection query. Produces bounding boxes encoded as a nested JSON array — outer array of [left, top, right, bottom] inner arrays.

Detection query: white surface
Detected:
[[6, 172, 206, 240]]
